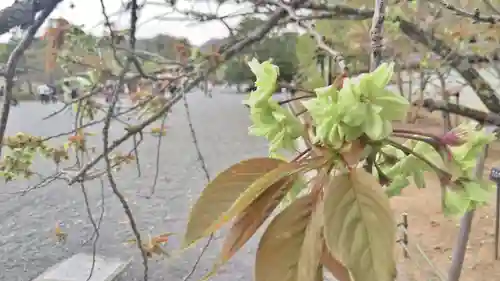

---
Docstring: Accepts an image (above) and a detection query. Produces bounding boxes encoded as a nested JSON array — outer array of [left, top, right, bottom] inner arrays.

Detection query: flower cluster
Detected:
[[302, 63, 409, 149], [244, 59, 303, 152]]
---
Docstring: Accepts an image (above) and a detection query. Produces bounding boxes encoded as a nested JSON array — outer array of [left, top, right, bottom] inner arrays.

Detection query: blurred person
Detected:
[[62, 81, 78, 102], [37, 84, 51, 104]]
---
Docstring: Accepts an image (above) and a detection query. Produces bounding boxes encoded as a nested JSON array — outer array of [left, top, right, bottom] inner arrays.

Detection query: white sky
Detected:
[[0, 0, 248, 45]]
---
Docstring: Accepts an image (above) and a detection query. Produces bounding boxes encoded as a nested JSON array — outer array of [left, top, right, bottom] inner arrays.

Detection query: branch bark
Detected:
[[294, 3, 500, 113], [419, 98, 500, 126], [0, 0, 63, 36], [0, 1, 61, 158], [369, 0, 387, 70], [396, 17, 500, 113]]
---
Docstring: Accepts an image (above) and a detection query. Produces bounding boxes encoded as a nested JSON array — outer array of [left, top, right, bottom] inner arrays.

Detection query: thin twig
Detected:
[[181, 93, 213, 281]]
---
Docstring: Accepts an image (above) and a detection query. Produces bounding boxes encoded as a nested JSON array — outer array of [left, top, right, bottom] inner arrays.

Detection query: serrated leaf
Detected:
[[298, 196, 324, 281], [323, 169, 397, 281], [204, 157, 327, 242], [217, 176, 296, 266], [255, 194, 322, 281], [183, 157, 286, 247]]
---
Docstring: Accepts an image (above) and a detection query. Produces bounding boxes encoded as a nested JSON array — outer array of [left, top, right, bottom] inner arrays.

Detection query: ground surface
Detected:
[[0, 89, 499, 281], [0, 89, 268, 281]]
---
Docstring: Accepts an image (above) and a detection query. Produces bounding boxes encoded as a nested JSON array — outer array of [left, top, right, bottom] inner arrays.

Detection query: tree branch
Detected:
[[0, 0, 63, 36], [0, 0, 60, 159], [396, 16, 500, 113], [419, 98, 500, 126], [66, 1, 304, 185], [430, 0, 500, 24], [369, 0, 387, 70]]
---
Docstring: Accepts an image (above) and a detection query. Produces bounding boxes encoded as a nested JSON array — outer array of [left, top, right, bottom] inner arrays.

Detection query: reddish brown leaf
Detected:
[[203, 157, 326, 244], [219, 176, 296, 263], [183, 157, 286, 247], [320, 244, 352, 281], [298, 196, 324, 281], [255, 193, 322, 281]]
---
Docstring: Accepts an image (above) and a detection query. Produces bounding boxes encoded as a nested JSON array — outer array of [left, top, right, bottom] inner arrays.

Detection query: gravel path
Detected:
[[0, 90, 269, 281]]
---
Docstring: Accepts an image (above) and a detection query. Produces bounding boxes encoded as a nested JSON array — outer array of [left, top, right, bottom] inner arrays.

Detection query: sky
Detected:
[[0, 0, 248, 45]]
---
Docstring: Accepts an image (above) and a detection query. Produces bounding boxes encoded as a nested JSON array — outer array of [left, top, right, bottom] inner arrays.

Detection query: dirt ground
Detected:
[[391, 107, 500, 281]]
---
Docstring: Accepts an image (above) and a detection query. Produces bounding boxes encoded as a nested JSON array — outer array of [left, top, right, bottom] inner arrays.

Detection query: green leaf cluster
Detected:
[[0, 133, 69, 181], [449, 123, 496, 176], [373, 140, 446, 196], [444, 123, 496, 215], [370, 123, 496, 216]]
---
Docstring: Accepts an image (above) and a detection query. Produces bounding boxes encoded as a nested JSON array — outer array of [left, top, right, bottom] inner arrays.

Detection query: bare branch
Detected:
[[430, 0, 500, 24], [369, 0, 387, 70], [0, 0, 60, 158], [0, 0, 63, 36], [419, 98, 500, 126]]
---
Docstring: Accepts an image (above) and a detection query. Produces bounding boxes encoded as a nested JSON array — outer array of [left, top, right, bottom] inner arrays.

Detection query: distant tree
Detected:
[[224, 57, 253, 86], [223, 30, 299, 86]]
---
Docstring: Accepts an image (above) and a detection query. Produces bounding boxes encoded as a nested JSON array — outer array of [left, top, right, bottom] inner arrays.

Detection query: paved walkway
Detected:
[[0, 90, 267, 281]]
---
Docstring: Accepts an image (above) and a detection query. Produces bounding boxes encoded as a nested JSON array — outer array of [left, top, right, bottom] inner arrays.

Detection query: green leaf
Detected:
[[323, 169, 397, 281], [380, 145, 405, 159], [412, 170, 426, 189], [463, 180, 491, 203], [183, 157, 286, 247], [255, 194, 321, 281], [386, 176, 410, 197], [444, 189, 470, 216], [416, 142, 447, 169]]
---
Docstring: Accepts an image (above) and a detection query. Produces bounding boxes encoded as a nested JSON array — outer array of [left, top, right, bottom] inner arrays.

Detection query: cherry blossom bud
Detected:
[[440, 126, 469, 146]]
